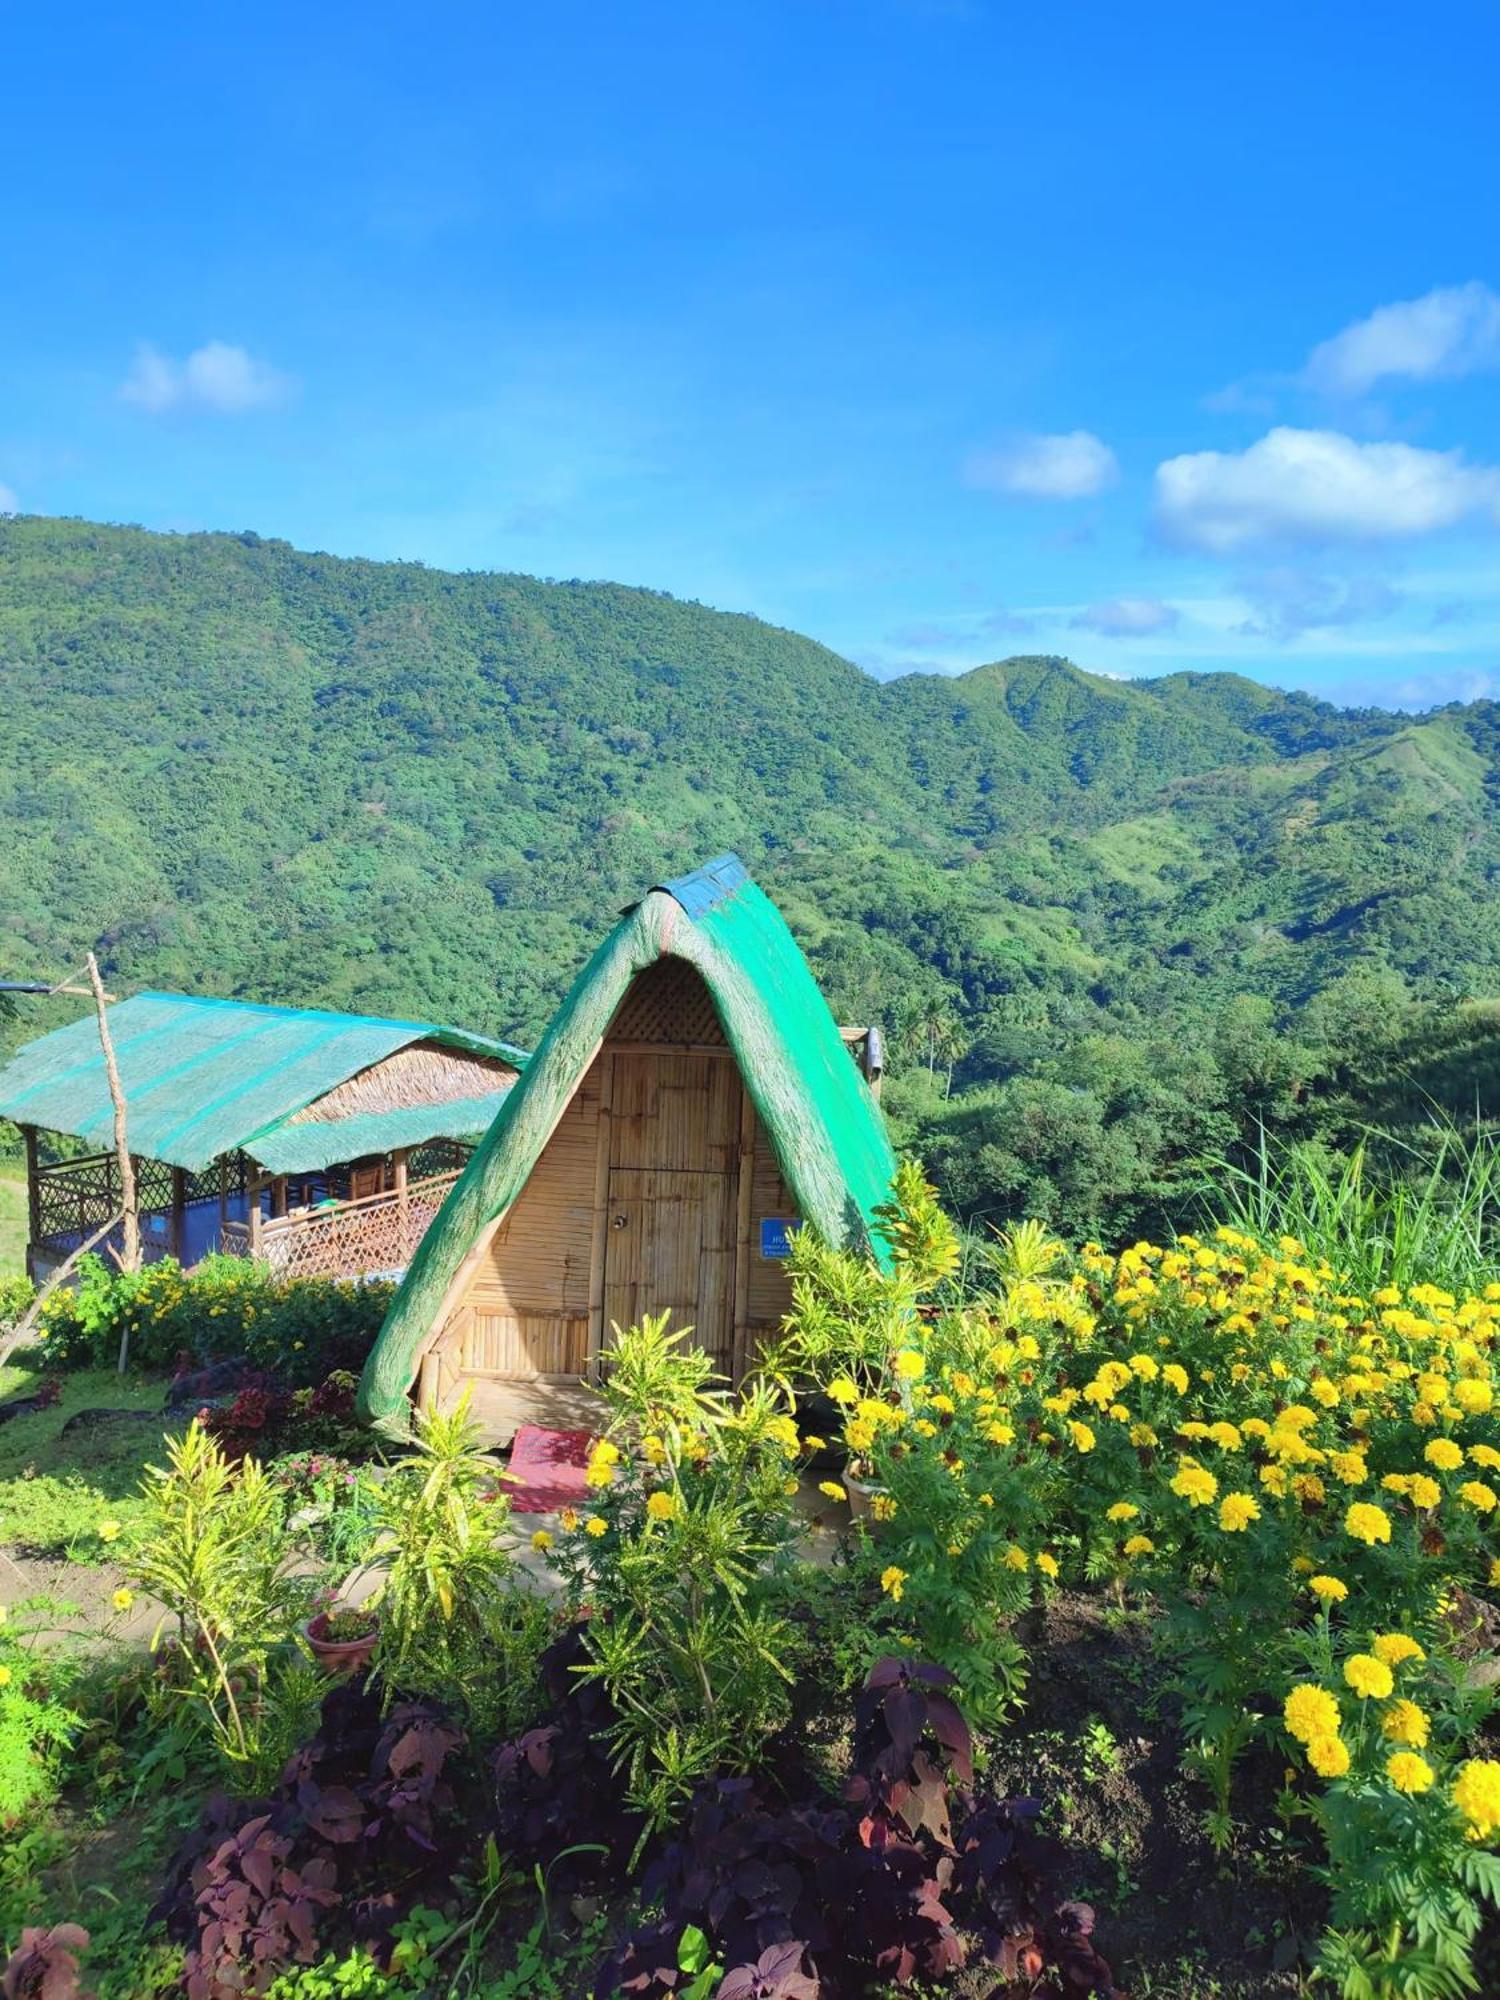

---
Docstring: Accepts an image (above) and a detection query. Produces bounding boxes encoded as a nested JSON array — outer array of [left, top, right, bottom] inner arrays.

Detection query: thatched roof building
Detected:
[[357, 854, 893, 1431]]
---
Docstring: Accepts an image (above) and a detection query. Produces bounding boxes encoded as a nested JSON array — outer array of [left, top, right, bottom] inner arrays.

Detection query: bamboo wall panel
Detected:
[[745, 1113, 798, 1333], [465, 1058, 603, 1317]]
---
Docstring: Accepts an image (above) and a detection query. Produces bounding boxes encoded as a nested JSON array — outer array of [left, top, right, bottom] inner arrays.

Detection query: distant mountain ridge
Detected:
[[0, 513, 1495, 1056]]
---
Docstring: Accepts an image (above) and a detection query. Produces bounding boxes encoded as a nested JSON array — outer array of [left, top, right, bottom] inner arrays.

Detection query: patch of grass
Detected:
[[0, 1165, 26, 1276], [0, 1360, 179, 1559]]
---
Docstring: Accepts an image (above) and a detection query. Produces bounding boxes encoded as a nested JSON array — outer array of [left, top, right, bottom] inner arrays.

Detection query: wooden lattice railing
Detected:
[[34, 1151, 247, 1257], [220, 1169, 463, 1281]]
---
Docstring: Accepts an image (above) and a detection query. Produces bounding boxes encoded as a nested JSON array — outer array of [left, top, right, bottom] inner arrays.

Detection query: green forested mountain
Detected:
[[3, 513, 1499, 1238]]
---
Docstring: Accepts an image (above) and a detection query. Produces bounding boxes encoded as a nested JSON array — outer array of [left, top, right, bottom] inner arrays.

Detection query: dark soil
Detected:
[[986, 1595, 1325, 1998]]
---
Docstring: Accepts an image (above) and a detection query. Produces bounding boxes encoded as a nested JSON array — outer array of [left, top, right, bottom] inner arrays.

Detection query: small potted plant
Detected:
[[302, 1597, 378, 1676]]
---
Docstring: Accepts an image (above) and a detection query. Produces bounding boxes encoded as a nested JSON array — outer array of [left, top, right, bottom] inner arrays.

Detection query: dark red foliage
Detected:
[[1, 1926, 91, 2000], [598, 1658, 1122, 2000], [490, 1628, 645, 1894], [155, 1680, 470, 1998], [197, 1380, 292, 1461]]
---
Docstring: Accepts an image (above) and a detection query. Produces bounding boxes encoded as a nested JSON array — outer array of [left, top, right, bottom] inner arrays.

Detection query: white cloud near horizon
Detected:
[[1234, 567, 1404, 643], [1071, 595, 1180, 636], [120, 341, 292, 416], [965, 429, 1118, 499], [1154, 427, 1500, 553], [0, 484, 17, 515], [1304, 282, 1500, 396]]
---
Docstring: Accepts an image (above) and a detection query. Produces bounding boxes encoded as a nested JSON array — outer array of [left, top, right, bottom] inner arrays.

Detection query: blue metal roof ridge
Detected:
[[657, 852, 749, 919]]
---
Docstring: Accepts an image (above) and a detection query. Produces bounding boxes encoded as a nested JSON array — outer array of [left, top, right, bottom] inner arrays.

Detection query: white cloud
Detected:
[[1071, 595, 1180, 637], [0, 484, 17, 515], [120, 340, 292, 415], [1234, 567, 1403, 643], [965, 429, 1118, 500], [1153, 427, 1500, 553], [1304, 282, 1500, 395]]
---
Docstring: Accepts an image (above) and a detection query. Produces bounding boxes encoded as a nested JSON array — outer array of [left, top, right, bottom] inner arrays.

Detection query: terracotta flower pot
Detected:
[[303, 1610, 377, 1676], [843, 1472, 887, 1522]]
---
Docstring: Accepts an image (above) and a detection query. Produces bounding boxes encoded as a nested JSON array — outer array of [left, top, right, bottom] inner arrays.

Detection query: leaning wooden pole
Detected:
[[86, 953, 141, 1325]]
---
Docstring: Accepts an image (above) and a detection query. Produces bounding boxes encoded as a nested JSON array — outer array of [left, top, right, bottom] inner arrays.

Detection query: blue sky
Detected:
[[3, 0, 1498, 707]]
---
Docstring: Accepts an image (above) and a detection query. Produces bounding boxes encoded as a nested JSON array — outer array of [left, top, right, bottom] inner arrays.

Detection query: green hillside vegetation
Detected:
[[3, 512, 1500, 1241]]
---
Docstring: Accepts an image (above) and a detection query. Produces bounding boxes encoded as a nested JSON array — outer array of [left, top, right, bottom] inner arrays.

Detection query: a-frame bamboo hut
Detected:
[[357, 855, 894, 1434]]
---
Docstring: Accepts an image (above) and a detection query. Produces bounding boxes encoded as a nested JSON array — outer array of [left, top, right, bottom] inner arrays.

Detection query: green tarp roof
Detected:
[[0, 992, 527, 1174], [358, 853, 897, 1428]]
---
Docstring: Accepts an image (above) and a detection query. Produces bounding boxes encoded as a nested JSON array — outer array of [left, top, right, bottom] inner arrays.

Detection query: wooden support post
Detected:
[[170, 1166, 188, 1261], [393, 1149, 410, 1256], [86, 952, 139, 1278], [271, 1176, 288, 1220], [248, 1175, 264, 1259], [22, 1126, 40, 1281], [731, 1084, 756, 1387], [585, 1054, 616, 1379]]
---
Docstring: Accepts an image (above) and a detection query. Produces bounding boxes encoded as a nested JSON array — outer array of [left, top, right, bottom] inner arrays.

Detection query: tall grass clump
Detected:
[[1210, 1123, 1500, 1295]]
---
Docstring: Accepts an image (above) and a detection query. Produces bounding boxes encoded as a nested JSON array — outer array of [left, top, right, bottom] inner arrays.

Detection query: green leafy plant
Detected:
[[128, 1418, 318, 1786]]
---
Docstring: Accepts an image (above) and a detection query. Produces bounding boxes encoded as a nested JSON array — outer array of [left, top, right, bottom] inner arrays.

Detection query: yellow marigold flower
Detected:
[[1106, 1502, 1140, 1523], [1344, 1653, 1395, 1700], [1036, 1552, 1060, 1579], [559, 1507, 579, 1531], [871, 1494, 897, 1520], [1407, 1474, 1442, 1510], [1412, 1402, 1438, 1428], [1129, 1423, 1158, 1447], [880, 1565, 907, 1602], [1453, 1759, 1500, 1840], [1004, 1544, 1029, 1571], [111, 1587, 134, 1612], [1219, 1493, 1260, 1533], [0, 1665, 11, 1689], [1460, 1481, 1498, 1513], [1292, 1555, 1315, 1573], [1329, 1452, 1367, 1487], [1259, 1464, 1289, 1496], [818, 1480, 847, 1501], [1424, 1438, 1464, 1471], [1162, 1364, 1190, 1394], [97, 1520, 122, 1543], [1381, 1699, 1431, 1748], [1123, 1534, 1155, 1557], [893, 1349, 925, 1382], [1345, 1502, 1392, 1546], [1292, 1474, 1327, 1506], [1387, 1751, 1435, 1794], [912, 1418, 938, 1439], [1308, 1575, 1348, 1604], [828, 1375, 859, 1405], [646, 1490, 681, 1523], [928, 1393, 956, 1416], [1490, 1556, 1500, 1586], [1309, 1377, 1340, 1408], [1170, 1464, 1219, 1508], [1454, 1378, 1494, 1415], [1284, 1683, 1342, 1744], [977, 1492, 994, 1508], [1372, 1633, 1425, 1668], [1469, 1444, 1500, 1471], [1208, 1422, 1243, 1451], [845, 1418, 878, 1452], [1307, 1733, 1351, 1779], [530, 1529, 554, 1552], [585, 1441, 620, 1488], [584, 1515, 608, 1537], [1068, 1420, 1096, 1454], [1129, 1353, 1159, 1381]]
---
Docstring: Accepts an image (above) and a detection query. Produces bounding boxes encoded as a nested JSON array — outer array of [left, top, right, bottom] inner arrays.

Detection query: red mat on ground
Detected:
[[503, 1425, 596, 1513]]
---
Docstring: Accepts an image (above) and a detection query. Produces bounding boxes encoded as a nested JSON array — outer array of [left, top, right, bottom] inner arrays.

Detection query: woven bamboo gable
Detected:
[[357, 855, 896, 1429]]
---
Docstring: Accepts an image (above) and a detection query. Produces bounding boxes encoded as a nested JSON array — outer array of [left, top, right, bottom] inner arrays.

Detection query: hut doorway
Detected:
[[601, 1047, 743, 1374]]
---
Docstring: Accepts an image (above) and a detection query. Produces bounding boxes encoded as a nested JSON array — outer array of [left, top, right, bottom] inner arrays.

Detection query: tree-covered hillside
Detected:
[[3, 513, 1499, 1237]]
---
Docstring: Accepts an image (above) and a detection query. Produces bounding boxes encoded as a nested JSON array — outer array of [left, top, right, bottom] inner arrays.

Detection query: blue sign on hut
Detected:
[[357, 855, 894, 1435], [0, 994, 527, 1282]]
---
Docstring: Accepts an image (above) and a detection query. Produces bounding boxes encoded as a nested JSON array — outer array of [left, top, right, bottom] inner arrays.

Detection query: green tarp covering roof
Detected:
[[0, 992, 527, 1174], [358, 853, 897, 1429]]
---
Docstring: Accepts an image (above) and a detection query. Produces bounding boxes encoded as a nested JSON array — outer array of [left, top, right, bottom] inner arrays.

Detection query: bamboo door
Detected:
[[601, 1050, 741, 1372]]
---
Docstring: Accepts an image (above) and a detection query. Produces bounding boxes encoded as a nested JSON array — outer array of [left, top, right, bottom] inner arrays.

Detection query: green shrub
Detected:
[[36, 1254, 392, 1385]]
